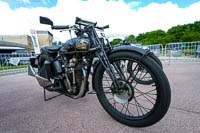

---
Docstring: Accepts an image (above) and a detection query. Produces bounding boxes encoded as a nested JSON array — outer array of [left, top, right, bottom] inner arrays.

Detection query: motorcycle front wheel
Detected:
[[93, 51, 171, 127]]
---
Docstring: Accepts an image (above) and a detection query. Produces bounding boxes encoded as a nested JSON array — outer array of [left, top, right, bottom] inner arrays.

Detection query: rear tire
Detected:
[[93, 51, 171, 127]]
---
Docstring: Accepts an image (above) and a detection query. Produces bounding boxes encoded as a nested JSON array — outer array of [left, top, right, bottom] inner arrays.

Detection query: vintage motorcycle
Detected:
[[28, 16, 171, 127]]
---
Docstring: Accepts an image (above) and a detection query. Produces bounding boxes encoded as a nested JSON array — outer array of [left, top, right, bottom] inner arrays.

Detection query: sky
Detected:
[[0, 0, 200, 42]]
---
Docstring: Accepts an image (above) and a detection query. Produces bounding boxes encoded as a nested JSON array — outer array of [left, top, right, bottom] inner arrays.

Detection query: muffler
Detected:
[[28, 65, 52, 87]]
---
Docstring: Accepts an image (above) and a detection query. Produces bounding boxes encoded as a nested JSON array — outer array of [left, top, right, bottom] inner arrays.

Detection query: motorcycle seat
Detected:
[[41, 46, 61, 54], [46, 46, 61, 51]]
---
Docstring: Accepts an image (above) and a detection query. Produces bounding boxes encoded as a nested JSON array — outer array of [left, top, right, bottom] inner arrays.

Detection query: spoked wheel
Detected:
[[127, 61, 154, 85], [94, 51, 171, 127]]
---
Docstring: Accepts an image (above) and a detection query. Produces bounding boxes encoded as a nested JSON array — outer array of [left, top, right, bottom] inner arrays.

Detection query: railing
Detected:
[[0, 53, 34, 71], [164, 42, 200, 62], [128, 42, 200, 62], [142, 44, 164, 57]]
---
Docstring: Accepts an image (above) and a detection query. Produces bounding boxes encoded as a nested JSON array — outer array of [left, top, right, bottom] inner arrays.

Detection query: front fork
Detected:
[[96, 51, 124, 90]]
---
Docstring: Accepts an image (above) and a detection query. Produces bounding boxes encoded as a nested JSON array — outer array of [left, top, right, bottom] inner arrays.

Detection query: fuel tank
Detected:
[[60, 37, 90, 54]]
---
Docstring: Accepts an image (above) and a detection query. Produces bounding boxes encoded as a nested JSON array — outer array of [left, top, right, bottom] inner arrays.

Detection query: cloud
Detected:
[[0, 0, 200, 42], [42, 0, 50, 4], [17, 0, 31, 4], [128, 1, 140, 7]]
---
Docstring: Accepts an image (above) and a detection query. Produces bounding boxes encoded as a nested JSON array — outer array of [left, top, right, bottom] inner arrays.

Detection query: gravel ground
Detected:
[[0, 62, 200, 133]]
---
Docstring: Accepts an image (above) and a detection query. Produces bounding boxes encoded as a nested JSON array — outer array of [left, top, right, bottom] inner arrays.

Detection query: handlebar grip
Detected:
[[96, 25, 109, 30], [52, 25, 69, 30], [102, 25, 109, 29]]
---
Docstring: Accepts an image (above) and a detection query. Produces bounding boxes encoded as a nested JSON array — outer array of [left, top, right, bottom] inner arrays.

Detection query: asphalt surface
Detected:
[[0, 68, 27, 77], [0, 62, 200, 133]]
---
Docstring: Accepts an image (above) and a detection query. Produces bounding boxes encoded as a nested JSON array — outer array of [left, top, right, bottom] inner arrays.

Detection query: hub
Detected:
[[111, 79, 134, 104]]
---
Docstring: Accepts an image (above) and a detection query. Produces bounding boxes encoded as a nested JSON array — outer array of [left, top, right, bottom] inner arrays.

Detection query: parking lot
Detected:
[[0, 62, 200, 133]]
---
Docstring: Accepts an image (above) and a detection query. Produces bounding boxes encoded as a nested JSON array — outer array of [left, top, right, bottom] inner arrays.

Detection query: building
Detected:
[[36, 31, 53, 48], [0, 40, 29, 53], [0, 30, 53, 54]]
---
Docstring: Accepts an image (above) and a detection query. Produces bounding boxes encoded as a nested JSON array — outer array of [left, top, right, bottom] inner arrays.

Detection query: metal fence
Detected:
[[142, 44, 164, 57], [164, 42, 200, 62], [0, 53, 34, 76]]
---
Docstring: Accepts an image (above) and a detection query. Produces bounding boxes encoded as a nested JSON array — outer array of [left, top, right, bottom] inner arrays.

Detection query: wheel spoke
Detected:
[[129, 103, 151, 112], [127, 63, 140, 82], [134, 98, 140, 116], [120, 104, 126, 113], [134, 98, 144, 116], [135, 98, 149, 113], [100, 58, 158, 119], [124, 104, 133, 116], [135, 89, 157, 98], [135, 88, 156, 105]]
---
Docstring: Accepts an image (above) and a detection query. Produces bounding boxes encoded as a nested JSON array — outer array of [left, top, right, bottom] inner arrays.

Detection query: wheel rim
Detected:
[[100, 58, 159, 119]]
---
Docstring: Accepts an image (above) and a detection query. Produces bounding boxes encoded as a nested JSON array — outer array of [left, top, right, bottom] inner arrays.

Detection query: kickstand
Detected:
[[44, 88, 47, 101], [43, 88, 63, 101]]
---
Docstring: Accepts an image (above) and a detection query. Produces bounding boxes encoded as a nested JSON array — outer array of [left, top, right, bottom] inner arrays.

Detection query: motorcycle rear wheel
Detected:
[[93, 51, 171, 127]]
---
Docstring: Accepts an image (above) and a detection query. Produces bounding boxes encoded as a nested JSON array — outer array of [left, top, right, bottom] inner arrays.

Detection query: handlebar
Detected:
[[96, 25, 109, 30], [52, 25, 70, 30], [75, 17, 96, 25], [50, 18, 109, 32]]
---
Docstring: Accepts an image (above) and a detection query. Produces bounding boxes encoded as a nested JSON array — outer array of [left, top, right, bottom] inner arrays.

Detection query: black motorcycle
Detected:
[[28, 16, 171, 127]]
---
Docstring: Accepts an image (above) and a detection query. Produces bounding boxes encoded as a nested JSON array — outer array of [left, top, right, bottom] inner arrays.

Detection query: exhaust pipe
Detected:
[[70, 68, 88, 99], [28, 65, 52, 87]]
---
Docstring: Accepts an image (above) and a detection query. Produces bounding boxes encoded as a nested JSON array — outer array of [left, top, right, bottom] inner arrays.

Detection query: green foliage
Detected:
[[110, 38, 122, 46], [58, 41, 62, 45], [137, 30, 166, 45], [126, 35, 136, 43], [111, 21, 200, 46], [0, 65, 28, 71]]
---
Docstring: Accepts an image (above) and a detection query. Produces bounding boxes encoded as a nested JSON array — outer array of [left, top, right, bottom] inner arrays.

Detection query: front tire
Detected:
[[93, 51, 171, 127]]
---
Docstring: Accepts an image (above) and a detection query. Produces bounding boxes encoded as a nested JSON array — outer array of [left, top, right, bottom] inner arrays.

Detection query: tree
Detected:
[[110, 20, 200, 46], [136, 33, 146, 43], [126, 35, 136, 43], [110, 38, 122, 46], [58, 41, 62, 45]]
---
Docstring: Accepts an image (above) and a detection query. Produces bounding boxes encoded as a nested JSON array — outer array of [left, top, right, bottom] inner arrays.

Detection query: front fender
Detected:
[[110, 45, 148, 55], [108, 46, 162, 69]]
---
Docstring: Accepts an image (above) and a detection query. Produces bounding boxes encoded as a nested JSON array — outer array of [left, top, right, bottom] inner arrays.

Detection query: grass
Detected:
[[0, 65, 28, 71]]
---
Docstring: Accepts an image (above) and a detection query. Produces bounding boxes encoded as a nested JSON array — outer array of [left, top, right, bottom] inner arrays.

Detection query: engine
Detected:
[[62, 55, 88, 95]]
